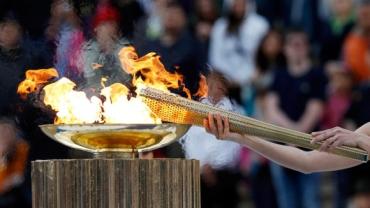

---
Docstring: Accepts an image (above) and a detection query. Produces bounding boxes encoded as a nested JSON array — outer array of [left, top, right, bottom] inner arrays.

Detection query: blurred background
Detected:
[[0, 0, 370, 207]]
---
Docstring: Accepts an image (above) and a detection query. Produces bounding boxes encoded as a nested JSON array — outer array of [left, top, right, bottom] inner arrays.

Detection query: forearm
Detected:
[[206, 114, 363, 174], [356, 123, 370, 155], [232, 135, 312, 173], [266, 109, 296, 129], [231, 135, 362, 173], [296, 100, 323, 132], [264, 93, 296, 129]]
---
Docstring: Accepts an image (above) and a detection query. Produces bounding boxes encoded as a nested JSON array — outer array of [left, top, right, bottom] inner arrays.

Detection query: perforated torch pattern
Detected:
[[139, 87, 368, 162]]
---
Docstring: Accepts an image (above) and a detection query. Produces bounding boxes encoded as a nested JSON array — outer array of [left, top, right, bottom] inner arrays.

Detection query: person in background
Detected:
[[254, 0, 283, 24], [241, 28, 285, 208], [110, 0, 144, 40], [182, 70, 241, 208], [253, 28, 285, 109], [262, 28, 326, 208], [209, 0, 268, 103], [343, 0, 370, 83], [321, 61, 354, 208], [348, 179, 370, 208], [134, 0, 170, 50], [319, 0, 355, 64], [0, 19, 34, 115], [136, 2, 203, 94], [46, 0, 85, 81], [281, 0, 319, 44], [82, 2, 131, 89], [321, 61, 353, 130], [0, 118, 29, 208], [192, 0, 219, 66]]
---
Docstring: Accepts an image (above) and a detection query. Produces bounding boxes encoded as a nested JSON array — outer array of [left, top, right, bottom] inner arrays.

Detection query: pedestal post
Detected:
[[32, 159, 200, 208]]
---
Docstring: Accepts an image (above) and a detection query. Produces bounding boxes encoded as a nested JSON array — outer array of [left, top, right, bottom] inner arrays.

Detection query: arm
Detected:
[[264, 93, 297, 129], [265, 94, 324, 132], [204, 114, 363, 174], [296, 99, 324, 132]]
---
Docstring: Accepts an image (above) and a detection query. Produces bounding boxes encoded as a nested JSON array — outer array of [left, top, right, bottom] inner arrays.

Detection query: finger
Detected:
[[208, 114, 218, 136], [329, 139, 344, 152], [215, 114, 224, 139], [319, 135, 338, 152], [203, 119, 210, 133], [311, 129, 337, 144], [223, 117, 230, 136], [311, 130, 327, 136]]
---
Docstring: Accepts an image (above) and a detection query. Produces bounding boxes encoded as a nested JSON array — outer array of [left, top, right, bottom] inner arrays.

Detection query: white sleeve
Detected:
[[208, 20, 231, 75]]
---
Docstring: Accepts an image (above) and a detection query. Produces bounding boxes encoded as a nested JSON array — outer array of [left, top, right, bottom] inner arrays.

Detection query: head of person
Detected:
[[206, 70, 230, 104], [256, 28, 285, 73], [325, 61, 353, 93], [351, 179, 370, 208], [330, 0, 354, 18], [195, 0, 218, 22], [51, 0, 79, 24], [162, 2, 187, 37], [92, 3, 120, 47], [153, 0, 171, 13], [356, 0, 370, 33], [225, 0, 249, 33], [283, 28, 310, 65], [0, 19, 23, 50]]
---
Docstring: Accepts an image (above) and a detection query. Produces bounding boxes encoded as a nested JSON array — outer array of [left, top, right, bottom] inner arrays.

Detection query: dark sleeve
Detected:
[[268, 69, 281, 94], [344, 99, 358, 123], [309, 69, 327, 101]]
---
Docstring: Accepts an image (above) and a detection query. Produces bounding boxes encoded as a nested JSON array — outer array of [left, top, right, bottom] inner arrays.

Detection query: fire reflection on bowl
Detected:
[[40, 123, 190, 157]]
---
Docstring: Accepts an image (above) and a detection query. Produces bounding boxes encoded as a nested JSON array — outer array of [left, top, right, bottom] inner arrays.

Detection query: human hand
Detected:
[[203, 114, 244, 142], [311, 127, 368, 152]]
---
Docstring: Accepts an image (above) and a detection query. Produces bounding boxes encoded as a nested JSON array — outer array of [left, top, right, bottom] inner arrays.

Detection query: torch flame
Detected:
[[17, 68, 58, 99], [118, 46, 191, 98], [194, 74, 208, 98]]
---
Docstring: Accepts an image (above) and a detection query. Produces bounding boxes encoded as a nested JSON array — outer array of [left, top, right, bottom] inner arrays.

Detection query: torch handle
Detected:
[[139, 87, 369, 162]]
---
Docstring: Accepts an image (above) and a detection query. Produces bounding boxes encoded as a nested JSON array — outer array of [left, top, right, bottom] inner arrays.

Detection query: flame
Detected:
[[101, 83, 160, 124], [118, 46, 191, 98], [194, 74, 208, 98], [17, 46, 198, 124], [43, 78, 102, 124], [17, 68, 58, 99]]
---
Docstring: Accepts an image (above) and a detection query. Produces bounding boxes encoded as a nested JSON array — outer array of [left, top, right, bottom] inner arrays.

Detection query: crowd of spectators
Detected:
[[0, 0, 370, 207]]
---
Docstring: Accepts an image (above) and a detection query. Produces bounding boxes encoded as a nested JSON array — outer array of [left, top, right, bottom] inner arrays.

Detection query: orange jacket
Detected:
[[343, 32, 370, 82], [0, 140, 29, 194]]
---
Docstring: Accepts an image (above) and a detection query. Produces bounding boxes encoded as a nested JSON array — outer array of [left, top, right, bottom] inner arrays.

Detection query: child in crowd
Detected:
[[321, 61, 353, 130], [182, 70, 241, 170], [182, 70, 241, 208]]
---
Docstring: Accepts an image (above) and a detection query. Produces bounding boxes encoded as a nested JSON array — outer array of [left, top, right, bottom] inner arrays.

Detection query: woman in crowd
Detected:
[[208, 0, 268, 92]]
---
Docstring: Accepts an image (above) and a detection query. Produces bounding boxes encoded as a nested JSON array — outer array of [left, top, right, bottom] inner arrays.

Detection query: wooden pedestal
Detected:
[[32, 159, 200, 208]]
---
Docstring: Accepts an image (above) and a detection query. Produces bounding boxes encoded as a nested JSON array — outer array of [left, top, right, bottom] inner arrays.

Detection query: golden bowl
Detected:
[[39, 124, 190, 155]]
